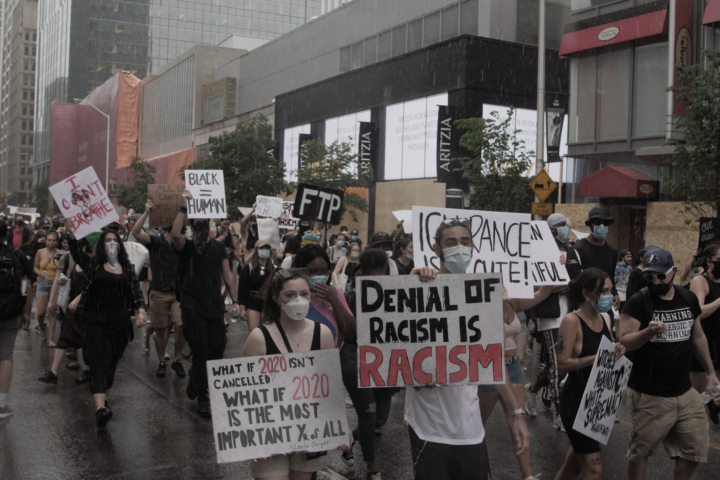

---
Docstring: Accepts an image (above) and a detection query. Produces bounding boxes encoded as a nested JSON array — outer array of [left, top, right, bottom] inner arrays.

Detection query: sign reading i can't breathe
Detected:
[[206, 349, 349, 464], [186, 170, 226, 219], [292, 183, 344, 225], [355, 273, 505, 388]]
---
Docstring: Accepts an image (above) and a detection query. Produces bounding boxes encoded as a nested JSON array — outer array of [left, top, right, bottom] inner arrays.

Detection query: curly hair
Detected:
[[292, 244, 331, 271], [358, 248, 389, 276], [569, 267, 610, 307]]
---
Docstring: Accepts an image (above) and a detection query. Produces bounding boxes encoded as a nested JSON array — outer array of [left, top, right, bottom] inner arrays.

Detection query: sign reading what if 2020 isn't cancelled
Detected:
[[207, 349, 349, 464], [356, 273, 505, 388], [186, 170, 227, 219]]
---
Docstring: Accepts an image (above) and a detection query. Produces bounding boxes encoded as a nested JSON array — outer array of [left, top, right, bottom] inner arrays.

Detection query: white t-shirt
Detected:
[[404, 386, 485, 445]]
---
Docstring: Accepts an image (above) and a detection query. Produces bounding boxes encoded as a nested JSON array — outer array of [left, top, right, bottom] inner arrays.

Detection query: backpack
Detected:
[[0, 245, 24, 320]]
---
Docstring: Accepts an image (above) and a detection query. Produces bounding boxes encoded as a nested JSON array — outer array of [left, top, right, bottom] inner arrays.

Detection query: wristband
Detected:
[[511, 408, 525, 417], [180, 207, 187, 213]]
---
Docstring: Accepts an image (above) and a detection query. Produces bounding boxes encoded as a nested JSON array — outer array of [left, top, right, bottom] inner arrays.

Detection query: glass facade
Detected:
[[516, 0, 570, 51], [34, 0, 321, 184], [571, 0, 621, 11]]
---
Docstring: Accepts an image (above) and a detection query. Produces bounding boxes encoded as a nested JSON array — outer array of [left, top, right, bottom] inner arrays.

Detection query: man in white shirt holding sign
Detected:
[[405, 218, 530, 480]]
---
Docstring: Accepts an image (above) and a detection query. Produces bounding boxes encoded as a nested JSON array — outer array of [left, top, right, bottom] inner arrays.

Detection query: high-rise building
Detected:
[[33, 0, 321, 189], [0, 0, 37, 207]]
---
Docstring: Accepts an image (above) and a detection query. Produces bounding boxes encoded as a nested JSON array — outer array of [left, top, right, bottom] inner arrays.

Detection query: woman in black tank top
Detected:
[[690, 245, 720, 422], [555, 268, 626, 480], [241, 268, 336, 479]]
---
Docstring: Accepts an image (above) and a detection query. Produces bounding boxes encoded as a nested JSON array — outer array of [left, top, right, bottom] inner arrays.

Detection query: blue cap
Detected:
[[642, 248, 674, 274]]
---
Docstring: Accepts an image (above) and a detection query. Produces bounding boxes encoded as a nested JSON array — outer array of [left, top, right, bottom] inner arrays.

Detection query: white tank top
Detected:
[[505, 314, 522, 351]]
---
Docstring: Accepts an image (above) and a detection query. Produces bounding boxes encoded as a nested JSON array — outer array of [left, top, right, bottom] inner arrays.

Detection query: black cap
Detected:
[[38, 219, 51, 228], [350, 229, 359, 236], [585, 207, 614, 226], [369, 231, 391, 247]]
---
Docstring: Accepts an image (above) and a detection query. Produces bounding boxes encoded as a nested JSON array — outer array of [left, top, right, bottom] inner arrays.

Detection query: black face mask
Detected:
[[709, 262, 720, 279], [648, 273, 674, 296], [298, 224, 310, 235]]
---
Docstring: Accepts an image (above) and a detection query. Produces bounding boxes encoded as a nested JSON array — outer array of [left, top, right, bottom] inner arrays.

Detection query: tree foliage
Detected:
[[117, 156, 156, 211], [455, 108, 535, 213], [185, 114, 287, 220], [666, 50, 720, 221], [32, 178, 50, 209], [294, 138, 373, 225]]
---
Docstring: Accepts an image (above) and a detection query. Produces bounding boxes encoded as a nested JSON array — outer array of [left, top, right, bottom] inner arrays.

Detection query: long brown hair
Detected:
[[259, 270, 309, 324]]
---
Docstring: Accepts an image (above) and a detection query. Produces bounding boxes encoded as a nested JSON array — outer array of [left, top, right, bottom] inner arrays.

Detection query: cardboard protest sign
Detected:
[[292, 184, 344, 225], [393, 210, 413, 234], [279, 202, 298, 227], [355, 273, 505, 388], [255, 196, 284, 218], [207, 349, 349, 464], [186, 170, 226, 219], [412, 206, 534, 298], [49, 167, 119, 239], [572, 336, 633, 445], [257, 218, 281, 250], [529, 221, 569, 285], [148, 184, 188, 227], [238, 207, 254, 217], [695, 217, 720, 267]]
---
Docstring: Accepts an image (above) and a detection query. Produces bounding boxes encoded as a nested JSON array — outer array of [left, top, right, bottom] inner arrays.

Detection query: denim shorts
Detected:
[[477, 354, 524, 392], [36, 279, 54, 296]]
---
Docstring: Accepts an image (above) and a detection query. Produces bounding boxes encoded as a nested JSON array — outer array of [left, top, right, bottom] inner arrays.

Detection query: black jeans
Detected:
[[82, 311, 132, 395], [182, 306, 226, 397], [408, 426, 490, 480]]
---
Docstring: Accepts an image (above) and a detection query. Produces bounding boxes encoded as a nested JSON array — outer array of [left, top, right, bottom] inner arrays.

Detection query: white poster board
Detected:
[[392, 210, 413, 234], [255, 196, 284, 218], [186, 170, 226, 219], [49, 167, 119, 239], [279, 202, 299, 228], [355, 273, 505, 388], [530, 221, 570, 285], [572, 336, 633, 445], [257, 218, 281, 250], [207, 349, 349, 463], [412, 206, 534, 298], [56, 275, 71, 311]]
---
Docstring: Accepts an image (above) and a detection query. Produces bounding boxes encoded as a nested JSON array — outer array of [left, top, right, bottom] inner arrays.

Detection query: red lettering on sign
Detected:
[[387, 350, 412, 386], [412, 347, 433, 384], [359, 346, 385, 387], [436, 346, 447, 385], [468, 343, 503, 382], [66, 176, 81, 190], [449, 345, 468, 383]]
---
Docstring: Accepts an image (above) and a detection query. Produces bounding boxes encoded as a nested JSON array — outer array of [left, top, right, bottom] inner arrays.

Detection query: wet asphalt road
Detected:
[[2, 314, 720, 480]]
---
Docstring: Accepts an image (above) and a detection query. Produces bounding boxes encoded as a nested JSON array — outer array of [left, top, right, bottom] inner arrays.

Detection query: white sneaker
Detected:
[[525, 383, 537, 417], [0, 405, 15, 419], [553, 414, 566, 432]]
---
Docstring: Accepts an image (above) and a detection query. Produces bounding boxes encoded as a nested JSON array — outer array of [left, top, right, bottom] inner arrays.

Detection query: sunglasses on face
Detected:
[[643, 269, 673, 282], [590, 220, 612, 227], [442, 218, 472, 229], [274, 268, 309, 280]]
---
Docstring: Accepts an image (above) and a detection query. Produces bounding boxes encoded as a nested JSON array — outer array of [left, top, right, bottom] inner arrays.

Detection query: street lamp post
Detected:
[[73, 98, 110, 192]]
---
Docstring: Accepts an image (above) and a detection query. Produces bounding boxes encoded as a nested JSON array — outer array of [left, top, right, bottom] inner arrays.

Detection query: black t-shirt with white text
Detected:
[[623, 286, 701, 397]]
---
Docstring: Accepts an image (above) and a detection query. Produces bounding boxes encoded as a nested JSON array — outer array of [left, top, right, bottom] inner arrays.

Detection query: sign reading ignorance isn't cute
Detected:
[[356, 273, 505, 388], [185, 170, 227, 219]]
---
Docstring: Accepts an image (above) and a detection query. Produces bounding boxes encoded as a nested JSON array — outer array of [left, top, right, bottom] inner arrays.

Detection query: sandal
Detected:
[[48, 342, 57, 348]]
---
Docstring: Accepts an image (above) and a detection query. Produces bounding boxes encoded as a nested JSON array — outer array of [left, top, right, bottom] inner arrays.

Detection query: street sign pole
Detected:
[[534, 0, 546, 220]]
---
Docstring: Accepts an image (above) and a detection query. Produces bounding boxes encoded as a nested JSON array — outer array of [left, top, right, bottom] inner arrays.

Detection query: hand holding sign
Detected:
[[255, 196, 284, 218]]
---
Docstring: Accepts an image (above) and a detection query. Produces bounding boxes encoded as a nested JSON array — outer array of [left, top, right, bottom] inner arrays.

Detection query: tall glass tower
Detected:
[[34, 0, 321, 187]]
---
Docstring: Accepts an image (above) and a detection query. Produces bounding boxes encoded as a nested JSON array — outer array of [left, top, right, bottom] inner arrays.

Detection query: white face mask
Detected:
[[105, 240, 119, 269], [350, 251, 360, 259], [280, 296, 310, 321], [386, 250, 393, 258], [442, 245, 473, 274]]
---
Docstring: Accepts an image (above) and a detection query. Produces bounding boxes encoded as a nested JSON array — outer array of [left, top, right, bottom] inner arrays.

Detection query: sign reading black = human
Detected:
[[292, 183, 344, 225], [355, 273, 505, 388]]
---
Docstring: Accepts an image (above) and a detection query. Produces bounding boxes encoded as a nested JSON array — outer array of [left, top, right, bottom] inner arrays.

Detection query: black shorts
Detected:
[[408, 426, 490, 480], [560, 388, 601, 455]]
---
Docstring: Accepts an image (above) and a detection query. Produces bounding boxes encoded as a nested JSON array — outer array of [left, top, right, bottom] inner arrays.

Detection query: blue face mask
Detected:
[[308, 275, 328, 291], [555, 226, 570, 243], [592, 224, 608, 240], [336, 241, 345, 248], [406, 254, 414, 260], [594, 295, 614, 313], [351, 235, 358, 241], [258, 249, 271, 259]]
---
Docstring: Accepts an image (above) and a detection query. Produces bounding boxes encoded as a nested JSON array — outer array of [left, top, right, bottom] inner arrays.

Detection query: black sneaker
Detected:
[[341, 443, 355, 467], [156, 362, 167, 377], [186, 370, 197, 400], [75, 370, 91, 384], [95, 407, 112, 429], [171, 360, 186, 378], [197, 394, 211, 418], [708, 400, 720, 425], [38, 371, 58, 385]]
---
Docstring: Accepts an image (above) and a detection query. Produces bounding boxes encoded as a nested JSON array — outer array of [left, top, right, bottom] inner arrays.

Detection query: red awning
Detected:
[[579, 166, 658, 198], [559, 9, 668, 56], [703, 0, 720, 24]]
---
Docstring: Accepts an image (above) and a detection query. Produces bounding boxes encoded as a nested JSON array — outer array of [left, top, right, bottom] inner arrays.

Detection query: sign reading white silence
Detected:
[[256, 195, 284, 218], [572, 336, 633, 445], [412, 206, 534, 298], [207, 349, 349, 464], [186, 170, 227, 219], [355, 273, 505, 388], [530, 221, 569, 285]]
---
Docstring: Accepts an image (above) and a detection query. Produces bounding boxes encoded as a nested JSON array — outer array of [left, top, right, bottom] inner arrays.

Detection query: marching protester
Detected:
[[404, 218, 530, 480], [211, 217, 242, 304], [11, 214, 32, 249], [690, 244, 720, 423], [0, 219, 33, 418], [573, 208, 620, 310], [279, 218, 312, 259], [391, 237, 414, 274], [172, 190, 241, 418], [64, 219, 147, 429], [242, 268, 336, 480], [624, 245, 657, 301], [526, 214, 583, 430], [39, 238, 92, 385], [33, 230, 60, 346], [331, 241, 360, 292], [349, 229, 363, 249], [555, 268, 625, 480], [478, 282, 553, 480], [131, 200, 186, 379], [238, 239, 275, 333], [326, 231, 347, 266], [238, 207, 259, 264], [620, 248, 720, 480], [615, 249, 633, 312]]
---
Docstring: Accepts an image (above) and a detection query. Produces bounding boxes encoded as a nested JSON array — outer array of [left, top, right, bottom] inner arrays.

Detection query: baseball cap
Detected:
[[38, 219, 51, 228], [642, 248, 674, 274], [369, 231, 391, 247], [585, 207, 614, 226]]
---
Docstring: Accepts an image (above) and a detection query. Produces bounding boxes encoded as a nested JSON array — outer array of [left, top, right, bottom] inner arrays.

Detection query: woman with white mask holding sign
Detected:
[[242, 268, 337, 480]]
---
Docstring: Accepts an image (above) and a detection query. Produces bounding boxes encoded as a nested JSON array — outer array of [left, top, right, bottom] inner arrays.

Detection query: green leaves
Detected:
[[117, 156, 156, 211]]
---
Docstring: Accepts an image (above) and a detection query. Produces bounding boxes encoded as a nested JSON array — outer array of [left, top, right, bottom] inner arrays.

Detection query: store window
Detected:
[[324, 110, 372, 176], [282, 124, 311, 182], [516, 0, 570, 50], [205, 94, 224, 124], [571, 0, 618, 11], [633, 43, 668, 137], [596, 48, 630, 140]]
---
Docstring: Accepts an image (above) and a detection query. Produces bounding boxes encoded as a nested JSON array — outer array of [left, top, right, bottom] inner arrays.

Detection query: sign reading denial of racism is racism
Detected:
[[185, 170, 227, 219], [49, 167, 119, 239], [206, 349, 349, 464], [355, 273, 505, 388]]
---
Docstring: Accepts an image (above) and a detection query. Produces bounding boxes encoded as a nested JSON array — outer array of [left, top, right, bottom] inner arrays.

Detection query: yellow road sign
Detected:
[[530, 170, 558, 202], [531, 202, 554, 216]]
